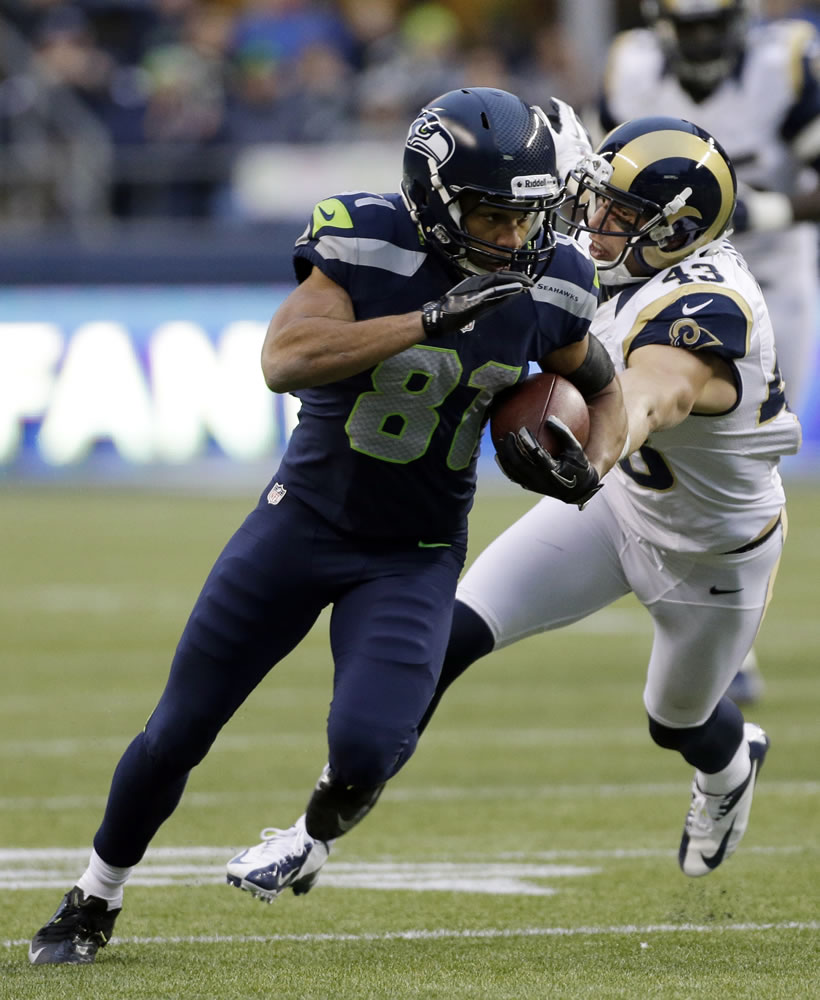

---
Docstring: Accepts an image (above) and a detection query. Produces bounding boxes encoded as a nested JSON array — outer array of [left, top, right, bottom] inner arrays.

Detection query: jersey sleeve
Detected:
[[291, 191, 427, 300], [623, 285, 753, 364], [292, 193, 362, 290]]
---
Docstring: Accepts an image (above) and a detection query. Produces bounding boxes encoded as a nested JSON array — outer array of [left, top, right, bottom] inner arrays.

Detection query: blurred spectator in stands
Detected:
[[276, 38, 355, 141], [127, 3, 232, 217], [33, 6, 116, 111], [224, 39, 284, 144], [231, 0, 355, 71], [340, 0, 401, 72], [457, 44, 517, 92], [2, 0, 66, 38], [517, 20, 595, 108], [353, 1, 465, 137], [225, 34, 352, 145]]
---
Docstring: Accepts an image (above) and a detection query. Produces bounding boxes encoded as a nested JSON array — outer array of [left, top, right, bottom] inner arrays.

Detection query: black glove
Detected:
[[422, 270, 533, 338], [495, 416, 602, 508]]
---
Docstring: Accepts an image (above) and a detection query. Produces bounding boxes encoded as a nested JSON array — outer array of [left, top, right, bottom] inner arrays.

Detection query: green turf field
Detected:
[[1, 481, 818, 999]]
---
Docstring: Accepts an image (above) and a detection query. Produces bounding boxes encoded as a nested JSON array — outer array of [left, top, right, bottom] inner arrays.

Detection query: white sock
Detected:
[[76, 849, 133, 910], [696, 738, 751, 795]]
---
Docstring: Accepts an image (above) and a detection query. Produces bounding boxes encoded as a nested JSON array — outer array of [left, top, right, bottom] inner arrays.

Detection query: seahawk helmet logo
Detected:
[[406, 110, 456, 167]]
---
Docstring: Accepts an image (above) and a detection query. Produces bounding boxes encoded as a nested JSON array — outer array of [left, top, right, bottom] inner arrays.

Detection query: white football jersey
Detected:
[[591, 238, 802, 554], [600, 19, 820, 409]]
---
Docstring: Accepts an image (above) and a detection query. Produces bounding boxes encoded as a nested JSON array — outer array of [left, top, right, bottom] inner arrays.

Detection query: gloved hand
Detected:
[[732, 184, 793, 234], [495, 416, 602, 508], [421, 270, 533, 338]]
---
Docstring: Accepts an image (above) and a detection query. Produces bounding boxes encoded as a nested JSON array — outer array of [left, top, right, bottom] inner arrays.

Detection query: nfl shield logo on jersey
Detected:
[[267, 483, 287, 505]]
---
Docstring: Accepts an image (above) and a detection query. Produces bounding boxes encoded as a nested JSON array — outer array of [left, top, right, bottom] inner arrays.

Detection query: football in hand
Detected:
[[489, 373, 590, 457]]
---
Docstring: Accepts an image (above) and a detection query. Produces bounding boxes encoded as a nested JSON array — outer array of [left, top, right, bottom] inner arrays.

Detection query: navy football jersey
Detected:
[[277, 191, 598, 539]]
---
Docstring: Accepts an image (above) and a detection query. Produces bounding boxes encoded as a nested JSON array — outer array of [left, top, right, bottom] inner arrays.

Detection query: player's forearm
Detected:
[[584, 379, 629, 477], [262, 313, 426, 392], [618, 368, 693, 448]]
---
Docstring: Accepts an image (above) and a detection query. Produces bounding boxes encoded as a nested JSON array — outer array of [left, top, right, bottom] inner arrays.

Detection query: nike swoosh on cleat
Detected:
[[28, 946, 46, 963], [699, 818, 736, 870], [710, 585, 743, 594], [681, 298, 713, 316]]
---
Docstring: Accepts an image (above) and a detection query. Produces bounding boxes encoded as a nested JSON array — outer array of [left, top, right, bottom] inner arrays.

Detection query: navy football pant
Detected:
[[94, 489, 466, 867]]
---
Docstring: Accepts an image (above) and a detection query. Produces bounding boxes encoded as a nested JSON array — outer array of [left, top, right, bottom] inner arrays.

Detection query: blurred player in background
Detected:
[[598, 0, 820, 702], [27, 86, 627, 966], [219, 115, 801, 904]]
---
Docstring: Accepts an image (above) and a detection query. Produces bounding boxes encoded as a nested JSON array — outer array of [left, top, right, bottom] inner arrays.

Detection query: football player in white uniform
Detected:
[[599, 0, 820, 703], [220, 118, 801, 893], [600, 0, 820, 417], [430, 116, 801, 879]]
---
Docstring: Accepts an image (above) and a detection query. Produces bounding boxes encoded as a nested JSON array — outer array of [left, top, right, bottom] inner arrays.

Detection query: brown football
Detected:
[[489, 373, 590, 457]]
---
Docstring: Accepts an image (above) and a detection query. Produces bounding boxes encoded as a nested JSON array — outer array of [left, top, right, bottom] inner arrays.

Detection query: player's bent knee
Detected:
[[327, 718, 418, 787]]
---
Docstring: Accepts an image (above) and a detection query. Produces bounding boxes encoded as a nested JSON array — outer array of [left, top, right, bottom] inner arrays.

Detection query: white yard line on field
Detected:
[[1, 780, 818, 812], [0, 847, 811, 897], [4, 920, 819, 951]]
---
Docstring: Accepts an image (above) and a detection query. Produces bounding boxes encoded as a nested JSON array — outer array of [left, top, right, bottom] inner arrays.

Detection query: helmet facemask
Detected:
[[560, 153, 697, 274], [427, 179, 564, 277]]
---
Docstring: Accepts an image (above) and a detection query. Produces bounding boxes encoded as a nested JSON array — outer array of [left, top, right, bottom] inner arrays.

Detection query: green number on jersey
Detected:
[[345, 345, 521, 467]]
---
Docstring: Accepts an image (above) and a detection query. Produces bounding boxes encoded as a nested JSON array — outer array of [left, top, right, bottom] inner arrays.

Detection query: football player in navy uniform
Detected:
[[261, 117, 800, 892], [28, 87, 627, 964], [600, 0, 820, 703]]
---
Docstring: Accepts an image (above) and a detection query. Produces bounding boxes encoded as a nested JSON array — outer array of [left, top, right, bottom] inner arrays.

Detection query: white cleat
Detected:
[[678, 723, 770, 877], [226, 815, 330, 903]]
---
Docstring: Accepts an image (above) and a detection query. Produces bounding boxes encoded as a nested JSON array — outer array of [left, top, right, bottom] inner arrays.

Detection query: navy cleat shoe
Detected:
[[678, 723, 770, 877], [28, 886, 120, 965], [226, 814, 330, 903]]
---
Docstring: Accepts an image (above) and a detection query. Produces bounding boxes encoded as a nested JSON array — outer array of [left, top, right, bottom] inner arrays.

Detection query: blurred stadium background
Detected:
[[3, 5, 819, 994], [2, 0, 819, 492]]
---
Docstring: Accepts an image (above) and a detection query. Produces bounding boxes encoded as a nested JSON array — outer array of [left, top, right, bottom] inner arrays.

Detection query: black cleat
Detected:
[[28, 886, 120, 965]]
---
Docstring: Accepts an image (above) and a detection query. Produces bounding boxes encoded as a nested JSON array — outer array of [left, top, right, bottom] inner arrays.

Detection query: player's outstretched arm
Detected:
[[542, 333, 629, 480], [618, 344, 737, 450]]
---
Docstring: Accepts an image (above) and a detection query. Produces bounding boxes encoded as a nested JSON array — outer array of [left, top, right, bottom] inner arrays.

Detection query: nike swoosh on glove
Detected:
[[495, 417, 602, 508]]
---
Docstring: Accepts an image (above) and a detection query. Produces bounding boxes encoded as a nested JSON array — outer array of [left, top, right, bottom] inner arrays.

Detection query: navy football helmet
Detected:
[[560, 116, 737, 272], [401, 87, 564, 277], [642, 0, 755, 94]]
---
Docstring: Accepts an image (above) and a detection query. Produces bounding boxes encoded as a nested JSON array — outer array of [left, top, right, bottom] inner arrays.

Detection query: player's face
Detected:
[[585, 197, 639, 265], [462, 201, 540, 270]]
